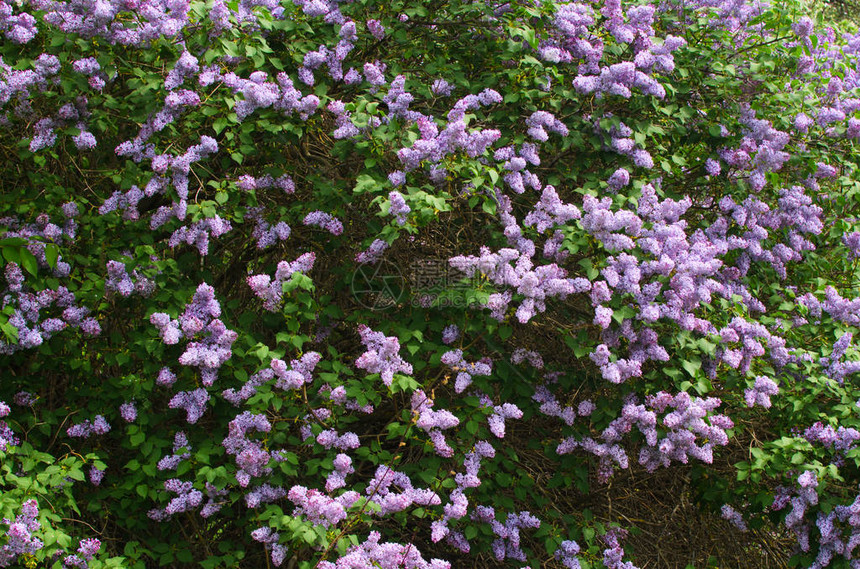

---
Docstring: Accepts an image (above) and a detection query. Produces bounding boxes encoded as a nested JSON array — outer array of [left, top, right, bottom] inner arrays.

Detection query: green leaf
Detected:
[[19, 248, 38, 277], [44, 244, 60, 269], [681, 357, 700, 378]]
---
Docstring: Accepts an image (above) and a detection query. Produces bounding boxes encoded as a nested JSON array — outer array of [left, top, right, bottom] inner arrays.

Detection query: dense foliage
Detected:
[[2, 0, 860, 567]]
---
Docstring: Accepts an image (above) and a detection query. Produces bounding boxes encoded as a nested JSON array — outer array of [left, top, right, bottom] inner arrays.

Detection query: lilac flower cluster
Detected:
[[216, 70, 320, 122], [287, 485, 359, 528], [0, 0, 38, 44], [150, 283, 237, 387], [246, 206, 291, 250], [388, 191, 410, 225], [354, 325, 413, 387], [324, 453, 354, 492], [486, 510, 541, 562], [223, 351, 321, 405], [0, 401, 17, 451], [440, 349, 492, 393], [28, 98, 98, 152], [510, 348, 543, 369], [494, 143, 542, 194], [770, 436, 860, 566], [718, 105, 792, 192], [237, 173, 295, 194], [0, 500, 42, 567], [245, 483, 285, 509], [32, 0, 192, 46], [66, 415, 110, 438], [89, 464, 105, 486], [303, 211, 343, 235], [393, 89, 502, 177], [744, 376, 779, 408], [331, 100, 363, 139], [1, 277, 99, 354], [449, 245, 590, 323], [62, 538, 101, 568], [590, 114, 654, 168], [168, 215, 232, 256], [383, 75, 419, 121], [478, 393, 523, 439], [818, 332, 860, 385], [318, 531, 449, 569], [115, 92, 203, 163], [365, 466, 441, 515], [0, 209, 99, 353], [637, 392, 732, 472], [525, 110, 569, 142], [554, 539, 583, 569], [601, 527, 638, 569], [558, 392, 731, 482], [250, 526, 288, 567], [247, 252, 316, 311], [773, 471, 820, 553], [441, 324, 460, 345], [319, 384, 374, 414], [523, 185, 581, 232], [13, 391, 36, 407], [843, 231, 860, 259], [201, 483, 228, 518], [576, 175, 822, 383], [412, 390, 459, 457], [799, 286, 860, 327], [532, 384, 584, 426], [105, 260, 155, 297], [119, 401, 137, 422], [313, 427, 360, 451], [297, 28, 358, 87], [355, 238, 389, 264], [168, 388, 210, 424], [157, 432, 191, 471], [148, 479, 203, 521], [431, 441, 496, 551], [803, 422, 860, 462], [98, 185, 145, 221], [222, 412, 272, 487], [271, 351, 321, 392], [720, 504, 748, 532]]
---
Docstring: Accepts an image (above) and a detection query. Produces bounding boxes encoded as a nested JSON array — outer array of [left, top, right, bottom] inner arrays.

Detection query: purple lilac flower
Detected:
[[13, 391, 35, 406], [303, 211, 343, 235], [721, 504, 748, 531], [354, 325, 413, 386], [168, 388, 210, 424], [367, 19, 385, 40], [248, 252, 316, 311], [431, 79, 453, 96], [555, 540, 582, 569], [119, 402, 137, 422], [412, 390, 459, 457], [355, 239, 388, 264], [89, 465, 105, 486], [0, 500, 43, 566], [148, 479, 203, 521], [744, 376, 779, 408], [441, 325, 460, 345], [607, 168, 630, 191], [67, 415, 111, 438], [0, 401, 17, 451], [158, 432, 191, 471], [440, 349, 493, 393]]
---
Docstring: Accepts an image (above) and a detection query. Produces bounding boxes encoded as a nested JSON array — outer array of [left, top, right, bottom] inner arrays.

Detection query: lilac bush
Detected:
[[2, 0, 860, 568]]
